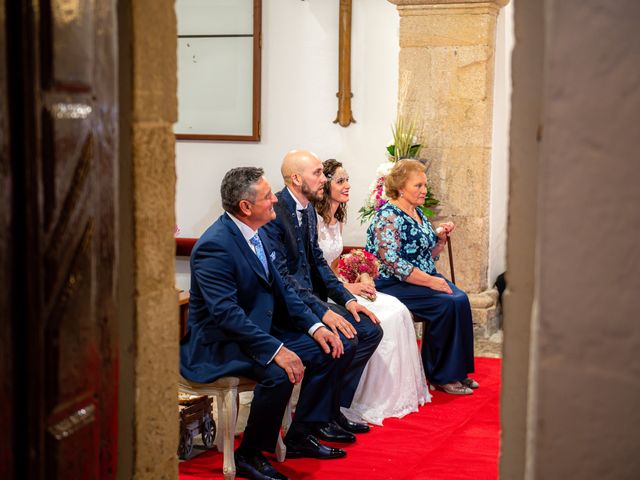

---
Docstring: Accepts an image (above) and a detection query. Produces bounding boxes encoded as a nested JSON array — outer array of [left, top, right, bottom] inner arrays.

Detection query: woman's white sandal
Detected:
[[435, 382, 473, 395], [461, 378, 480, 389]]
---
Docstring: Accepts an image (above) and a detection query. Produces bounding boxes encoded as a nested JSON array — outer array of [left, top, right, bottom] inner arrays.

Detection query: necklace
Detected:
[[392, 200, 421, 223]]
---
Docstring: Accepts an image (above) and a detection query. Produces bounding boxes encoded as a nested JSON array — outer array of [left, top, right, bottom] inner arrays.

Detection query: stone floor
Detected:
[[475, 330, 503, 358]]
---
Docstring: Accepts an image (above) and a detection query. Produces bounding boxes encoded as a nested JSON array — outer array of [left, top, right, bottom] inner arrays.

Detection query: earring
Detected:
[[400, 192, 404, 197]]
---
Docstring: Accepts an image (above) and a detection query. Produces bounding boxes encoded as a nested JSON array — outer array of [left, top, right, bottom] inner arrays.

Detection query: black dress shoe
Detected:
[[314, 421, 356, 443], [337, 412, 370, 434], [284, 433, 347, 459], [235, 451, 289, 480]]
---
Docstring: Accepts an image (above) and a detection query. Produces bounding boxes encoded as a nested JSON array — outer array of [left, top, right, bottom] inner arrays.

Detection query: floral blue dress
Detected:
[[365, 202, 475, 385], [365, 202, 438, 280]]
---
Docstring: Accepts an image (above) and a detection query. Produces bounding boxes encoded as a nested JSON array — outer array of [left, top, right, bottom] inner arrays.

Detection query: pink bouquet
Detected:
[[337, 249, 380, 284]]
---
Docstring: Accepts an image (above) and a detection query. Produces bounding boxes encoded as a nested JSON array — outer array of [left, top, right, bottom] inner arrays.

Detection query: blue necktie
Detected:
[[250, 234, 269, 275]]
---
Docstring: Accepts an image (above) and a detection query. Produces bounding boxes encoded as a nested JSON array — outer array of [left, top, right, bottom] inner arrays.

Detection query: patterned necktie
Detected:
[[299, 209, 310, 250], [249, 234, 269, 275]]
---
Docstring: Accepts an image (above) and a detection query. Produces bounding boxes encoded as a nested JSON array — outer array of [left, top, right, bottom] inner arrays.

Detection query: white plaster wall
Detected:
[[489, 1, 513, 287], [175, 0, 513, 294], [175, 0, 399, 243]]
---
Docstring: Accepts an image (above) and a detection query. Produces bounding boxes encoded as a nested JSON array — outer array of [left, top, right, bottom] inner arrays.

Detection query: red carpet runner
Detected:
[[179, 357, 501, 480]]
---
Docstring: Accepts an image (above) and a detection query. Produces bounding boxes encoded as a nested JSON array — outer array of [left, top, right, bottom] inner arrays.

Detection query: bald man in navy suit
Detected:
[[262, 150, 384, 442]]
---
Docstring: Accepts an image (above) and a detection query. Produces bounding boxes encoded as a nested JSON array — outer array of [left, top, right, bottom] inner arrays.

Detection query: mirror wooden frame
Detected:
[[175, 0, 262, 142]]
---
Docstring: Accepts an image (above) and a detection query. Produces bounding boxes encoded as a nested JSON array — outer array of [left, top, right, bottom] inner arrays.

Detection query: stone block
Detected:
[[132, 124, 176, 293], [399, 48, 494, 148], [470, 288, 500, 338], [455, 56, 490, 100], [132, 0, 178, 123], [135, 287, 179, 479], [399, 10, 496, 48], [434, 214, 489, 292], [439, 147, 492, 217]]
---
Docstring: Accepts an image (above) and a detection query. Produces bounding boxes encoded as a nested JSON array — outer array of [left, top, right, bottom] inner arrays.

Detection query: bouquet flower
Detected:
[[337, 249, 380, 301], [358, 117, 440, 224]]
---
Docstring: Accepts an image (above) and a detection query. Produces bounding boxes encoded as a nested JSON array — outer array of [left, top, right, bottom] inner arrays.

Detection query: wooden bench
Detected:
[[176, 287, 292, 479], [178, 375, 291, 480]]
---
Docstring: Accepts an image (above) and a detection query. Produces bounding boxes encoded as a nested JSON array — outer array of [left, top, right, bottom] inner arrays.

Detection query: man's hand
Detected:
[[345, 300, 381, 325], [312, 327, 344, 358], [273, 346, 305, 383], [322, 309, 357, 339]]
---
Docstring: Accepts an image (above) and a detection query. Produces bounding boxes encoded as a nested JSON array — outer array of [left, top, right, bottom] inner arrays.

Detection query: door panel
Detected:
[[0, 0, 14, 476], [4, 0, 119, 478]]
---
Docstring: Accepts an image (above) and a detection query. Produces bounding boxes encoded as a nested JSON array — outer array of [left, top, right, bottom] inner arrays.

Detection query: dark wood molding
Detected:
[[176, 237, 198, 257], [176, 237, 359, 258]]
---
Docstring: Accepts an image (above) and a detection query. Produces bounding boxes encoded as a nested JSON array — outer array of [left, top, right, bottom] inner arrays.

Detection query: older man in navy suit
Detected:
[[262, 150, 384, 443], [180, 167, 353, 480]]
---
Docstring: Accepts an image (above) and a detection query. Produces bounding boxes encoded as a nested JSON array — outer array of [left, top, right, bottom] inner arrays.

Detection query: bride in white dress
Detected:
[[315, 159, 430, 425]]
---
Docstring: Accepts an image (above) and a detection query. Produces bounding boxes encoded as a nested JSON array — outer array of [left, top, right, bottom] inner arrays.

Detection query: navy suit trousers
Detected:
[[242, 329, 356, 452]]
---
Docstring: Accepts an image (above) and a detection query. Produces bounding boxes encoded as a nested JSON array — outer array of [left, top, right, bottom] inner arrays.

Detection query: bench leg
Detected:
[[275, 435, 286, 463], [220, 387, 238, 480], [275, 397, 293, 462]]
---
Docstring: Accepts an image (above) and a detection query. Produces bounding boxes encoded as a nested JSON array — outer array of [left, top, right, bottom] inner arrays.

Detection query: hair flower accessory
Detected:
[[338, 249, 380, 300]]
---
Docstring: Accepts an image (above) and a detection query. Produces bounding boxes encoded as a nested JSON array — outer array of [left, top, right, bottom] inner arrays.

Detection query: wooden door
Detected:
[[1, 1, 119, 478]]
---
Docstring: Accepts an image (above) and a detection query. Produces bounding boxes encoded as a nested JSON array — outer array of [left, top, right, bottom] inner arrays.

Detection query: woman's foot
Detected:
[[435, 381, 473, 395], [461, 377, 480, 389]]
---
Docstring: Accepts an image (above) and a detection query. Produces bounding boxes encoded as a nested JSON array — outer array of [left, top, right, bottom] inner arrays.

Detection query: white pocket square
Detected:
[[270, 251, 276, 261]]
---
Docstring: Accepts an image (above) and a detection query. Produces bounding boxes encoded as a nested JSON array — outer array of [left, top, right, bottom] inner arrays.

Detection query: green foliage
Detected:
[[358, 204, 376, 225], [390, 116, 423, 160]]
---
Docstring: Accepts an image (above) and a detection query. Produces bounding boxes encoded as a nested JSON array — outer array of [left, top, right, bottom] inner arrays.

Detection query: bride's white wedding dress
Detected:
[[317, 215, 430, 425]]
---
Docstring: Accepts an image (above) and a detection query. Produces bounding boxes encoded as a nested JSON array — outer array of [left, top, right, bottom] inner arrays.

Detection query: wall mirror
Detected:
[[175, 0, 262, 141]]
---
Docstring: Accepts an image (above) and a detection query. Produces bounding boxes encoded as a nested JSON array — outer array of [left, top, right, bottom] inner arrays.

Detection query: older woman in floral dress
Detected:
[[365, 159, 478, 395]]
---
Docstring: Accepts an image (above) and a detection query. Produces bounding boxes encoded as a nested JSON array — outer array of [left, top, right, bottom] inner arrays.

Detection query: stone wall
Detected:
[[130, 1, 179, 478], [389, 0, 508, 336]]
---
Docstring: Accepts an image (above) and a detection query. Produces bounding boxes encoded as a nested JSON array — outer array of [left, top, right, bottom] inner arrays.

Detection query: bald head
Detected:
[[281, 149, 326, 203], [281, 149, 321, 184]]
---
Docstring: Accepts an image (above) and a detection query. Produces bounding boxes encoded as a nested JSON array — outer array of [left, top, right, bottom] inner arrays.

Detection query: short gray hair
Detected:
[[220, 167, 264, 214]]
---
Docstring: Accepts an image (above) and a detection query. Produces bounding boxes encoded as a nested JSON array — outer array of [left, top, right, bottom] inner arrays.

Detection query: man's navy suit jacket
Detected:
[[180, 213, 320, 383], [262, 188, 355, 320]]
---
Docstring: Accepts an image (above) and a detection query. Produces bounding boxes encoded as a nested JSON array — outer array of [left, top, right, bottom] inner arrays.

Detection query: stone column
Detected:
[[389, 0, 508, 336], [129, 1, 179, 478]]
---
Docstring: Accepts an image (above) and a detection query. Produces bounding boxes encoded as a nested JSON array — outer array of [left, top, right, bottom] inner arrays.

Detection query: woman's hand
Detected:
[[427, 275, 453, 295], [436, 222, 456, 243], [437, 222, 456, 235], [344, 282, 377, 299]]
